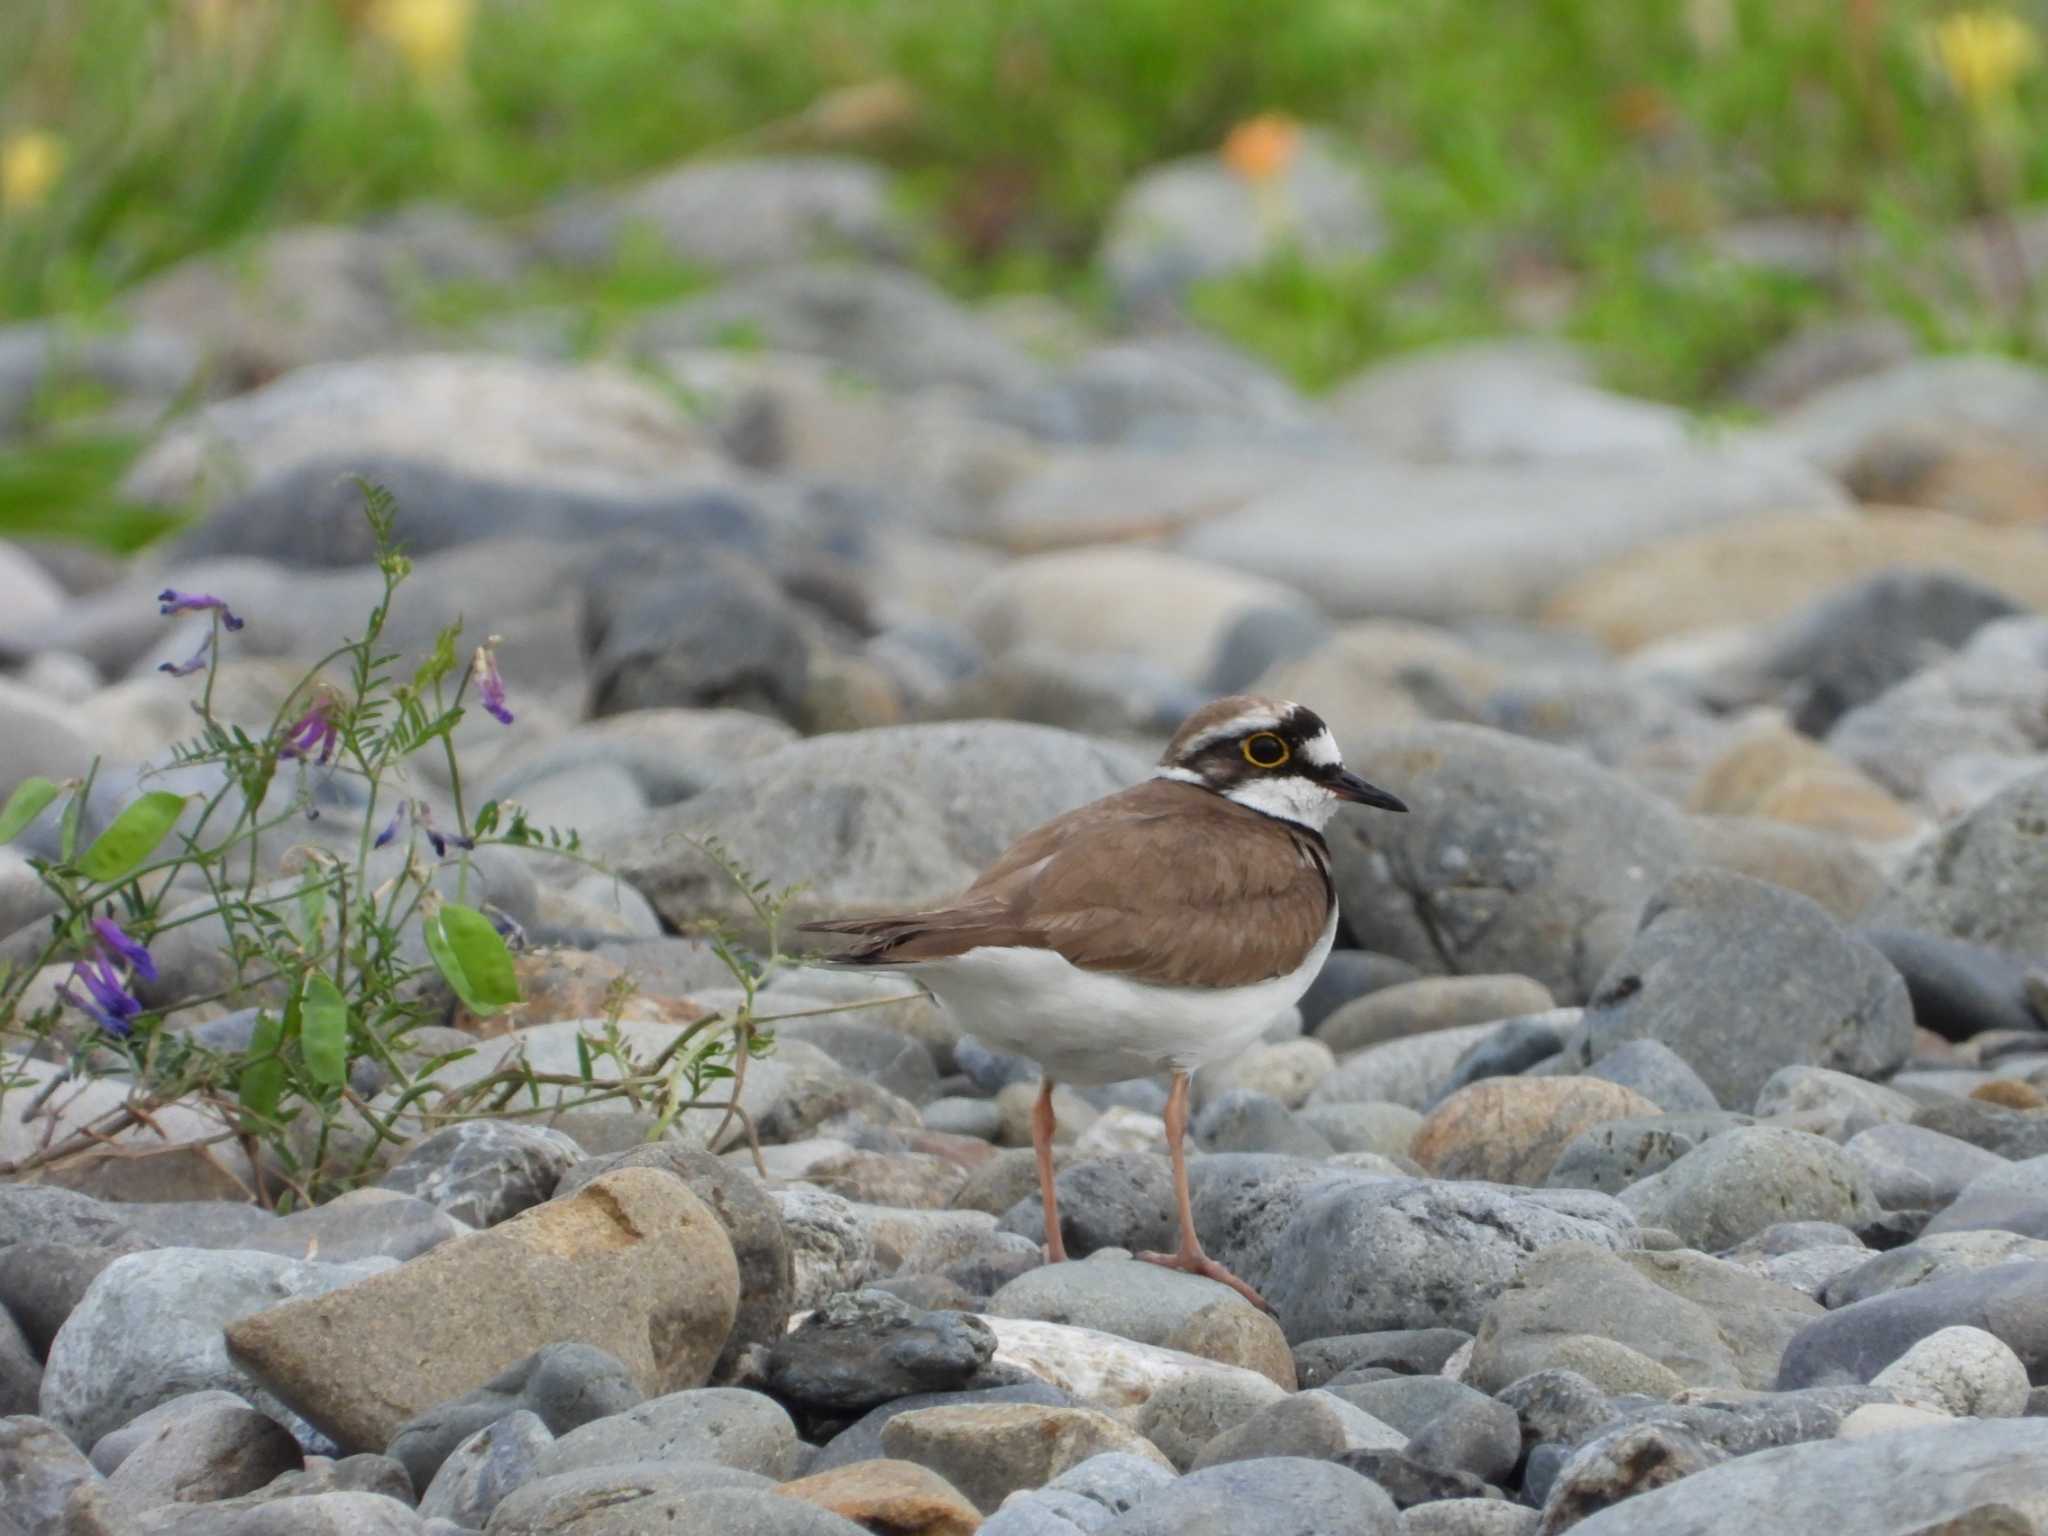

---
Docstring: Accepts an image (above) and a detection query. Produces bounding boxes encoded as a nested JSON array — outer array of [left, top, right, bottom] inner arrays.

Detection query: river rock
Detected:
[[554, 1145, 794, 1378], [1562, 1418, 2048, 1536], [764, 1289, 995, 1413], [386, 1342, 641, 1490], [1871, 1324, 2031, 1417], [415, 1409, 553, 1529], [880, 1403, 1170, 1514], [1325, 725, 1690, 1003], [1095, 1455, 1399, 1536], [223, 1169, 739, 1451], [1573, 870, 1914, 1111], [1778, 1260, 2048, 1388], [531, 1387, 800, 1481], [1620, 1126, 1881, 1251], [1412, 1077, 1661, 1185], [375, 1121, 583, 1227], [1870, 759, 2048, 956], [39, 1248, 394, 1449], [1224, 1172, 1638, 1341]]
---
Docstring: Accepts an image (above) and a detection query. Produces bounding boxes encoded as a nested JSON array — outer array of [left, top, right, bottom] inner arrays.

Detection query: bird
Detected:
[[803, 694, 1407, 1309]]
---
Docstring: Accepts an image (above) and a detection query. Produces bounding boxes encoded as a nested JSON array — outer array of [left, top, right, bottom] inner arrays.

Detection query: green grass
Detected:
[[0, 436, 182, 553], [5, 0, 2048, 550], [8, 0, 2045, 320]]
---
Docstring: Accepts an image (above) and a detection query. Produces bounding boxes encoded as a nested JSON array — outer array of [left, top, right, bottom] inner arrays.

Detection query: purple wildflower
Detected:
[[59, 955, 142, 1038], [280, 697, 340, 765], [157, 589, 244, 631], [374, 800, 473, 858], [372, 803, 406, 849], [90, 916, 158, 983], [414, 802, 474, 859], [157, 631, 215, 678], [473, 643, 513, 726]]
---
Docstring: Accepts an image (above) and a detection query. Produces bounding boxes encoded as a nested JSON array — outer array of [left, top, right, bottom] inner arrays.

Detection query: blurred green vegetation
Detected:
[[0, 436, 182, 551], [4, 0, 2048, 543]]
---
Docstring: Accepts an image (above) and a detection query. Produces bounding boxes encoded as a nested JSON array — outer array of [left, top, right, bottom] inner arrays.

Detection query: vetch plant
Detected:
[[0, 482, 877, 1205]]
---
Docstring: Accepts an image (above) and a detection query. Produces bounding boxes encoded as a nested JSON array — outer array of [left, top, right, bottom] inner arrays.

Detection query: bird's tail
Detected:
[[797, 914, 929, 966]]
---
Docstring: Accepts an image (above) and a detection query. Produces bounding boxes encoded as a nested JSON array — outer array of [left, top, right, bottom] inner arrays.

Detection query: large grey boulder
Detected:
[[1869, 758, 2048, 954], [1564, 1418, 2048, 1536], [1326, 724, 1691, 1003], [1777, 1260, 2048, 1388], [1207, 1171, 1638, 1342], [1176, 444, 1842, 623], [1571, 869, 1914, 1110]]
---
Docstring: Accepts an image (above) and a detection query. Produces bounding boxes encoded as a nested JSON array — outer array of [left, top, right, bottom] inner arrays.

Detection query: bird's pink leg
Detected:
[[1032, 1077, 1069, 1263], [1137, 1070, 1273, 1313]]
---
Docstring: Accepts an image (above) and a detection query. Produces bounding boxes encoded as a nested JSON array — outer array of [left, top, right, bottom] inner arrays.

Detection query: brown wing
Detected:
[[804, 779, 1334, 988]]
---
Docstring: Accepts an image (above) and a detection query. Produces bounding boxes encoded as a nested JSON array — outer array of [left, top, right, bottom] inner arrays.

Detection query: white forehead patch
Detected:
[[1300, 729, 1342, 768]]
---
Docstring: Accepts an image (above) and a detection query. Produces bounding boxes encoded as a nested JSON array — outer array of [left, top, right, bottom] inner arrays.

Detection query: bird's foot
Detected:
[[1041, 1240, 1070, 1265], [1137, 1246, 1273, 1314]]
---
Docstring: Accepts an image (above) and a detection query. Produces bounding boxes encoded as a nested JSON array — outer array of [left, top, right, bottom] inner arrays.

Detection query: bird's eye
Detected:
[[1243, 732, 1290, 768]]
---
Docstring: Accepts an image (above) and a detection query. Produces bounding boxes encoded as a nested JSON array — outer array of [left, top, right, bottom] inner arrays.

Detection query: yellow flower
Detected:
[[1, 130, 64, 214], [188, 0, 236, 48], [1222, 113, 1303, 185], [1933, 9, 2040, 109], [367, 0, 476, 85]]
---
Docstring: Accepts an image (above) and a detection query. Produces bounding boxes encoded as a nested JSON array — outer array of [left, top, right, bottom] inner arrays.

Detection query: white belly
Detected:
[[900, 910, 1337, 1084]]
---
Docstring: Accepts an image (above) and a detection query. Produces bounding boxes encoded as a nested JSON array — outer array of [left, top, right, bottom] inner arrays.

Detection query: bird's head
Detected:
[[1156, 694, 1407, 831]]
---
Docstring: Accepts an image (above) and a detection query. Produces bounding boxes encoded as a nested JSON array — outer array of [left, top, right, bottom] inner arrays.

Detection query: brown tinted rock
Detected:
[[1318, 975, 1557, 1055], [1973, 1080, 2047, 1111], [553, 1144, 792, 1382], [1843, 420, 2048, 527], [1162, 1300, 1298, 1390], [1689, 726, 1919, 843], [1544, 510, 2048, 650], [1682, 817, 1889, 922], [774, 1458, 982, 1535], [224, 1168, 739, 1451], [1414, 1077, 1662, 1185], [880, 1402, 1170, 1513]]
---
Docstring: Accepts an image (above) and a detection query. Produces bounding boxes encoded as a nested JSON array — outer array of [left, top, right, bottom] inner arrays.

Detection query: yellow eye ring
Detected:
[[1243, 732, 1290, 768]]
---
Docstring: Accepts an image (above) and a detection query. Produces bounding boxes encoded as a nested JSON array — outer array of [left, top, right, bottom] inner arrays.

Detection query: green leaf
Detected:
[[296, 880, 327, 945], [299, 974, 349, 1089], [239, 1010, 287, 1131], [59, 789, 83, 864], [0, 777, 60, 845], [424, 902, 521, 1016], [77, 791, 187, 882]]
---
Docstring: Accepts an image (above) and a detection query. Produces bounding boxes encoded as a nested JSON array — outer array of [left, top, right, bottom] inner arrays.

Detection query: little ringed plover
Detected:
[[805, 694, 1406, 1309]]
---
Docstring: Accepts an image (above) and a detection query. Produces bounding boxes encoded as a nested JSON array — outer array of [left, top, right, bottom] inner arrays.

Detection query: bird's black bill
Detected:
[[1332, 770, 1408, 812]]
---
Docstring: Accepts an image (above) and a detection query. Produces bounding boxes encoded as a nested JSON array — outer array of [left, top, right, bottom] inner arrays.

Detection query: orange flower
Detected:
[[1223, 113, 1302, 184]]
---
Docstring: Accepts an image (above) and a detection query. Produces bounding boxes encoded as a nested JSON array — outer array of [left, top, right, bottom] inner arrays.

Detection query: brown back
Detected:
[[806, 778, 1335, 989]]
